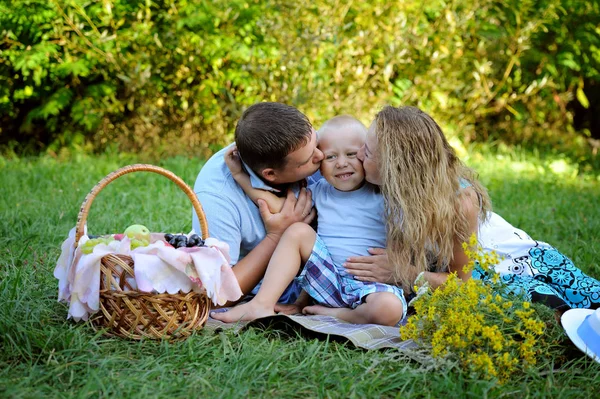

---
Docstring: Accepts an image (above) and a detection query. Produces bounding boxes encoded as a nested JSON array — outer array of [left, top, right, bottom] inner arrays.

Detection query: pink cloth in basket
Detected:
[[54, 228, 242, 321]]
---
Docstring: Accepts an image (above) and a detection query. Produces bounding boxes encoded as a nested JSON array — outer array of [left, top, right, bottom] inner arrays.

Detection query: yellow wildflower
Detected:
[[399, 233, 551, 385]]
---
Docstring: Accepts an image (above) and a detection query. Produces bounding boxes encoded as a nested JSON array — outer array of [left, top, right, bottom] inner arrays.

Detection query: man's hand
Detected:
[[343, 247, 395, 284], [259, 188, 315, 241], [274, 291, 310, 314], [274, 302, 305, 315]]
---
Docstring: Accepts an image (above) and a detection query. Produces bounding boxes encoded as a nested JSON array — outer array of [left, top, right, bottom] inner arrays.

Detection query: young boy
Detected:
[[212, 116, 406, 326]]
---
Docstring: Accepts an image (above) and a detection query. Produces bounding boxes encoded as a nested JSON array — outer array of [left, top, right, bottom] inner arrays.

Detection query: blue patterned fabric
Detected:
[[473, 246, 600, 310], [300, 235, 408, 321]]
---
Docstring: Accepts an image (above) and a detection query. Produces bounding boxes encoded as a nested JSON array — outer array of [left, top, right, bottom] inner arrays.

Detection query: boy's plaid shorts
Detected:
[[300, 234, 407, 322]]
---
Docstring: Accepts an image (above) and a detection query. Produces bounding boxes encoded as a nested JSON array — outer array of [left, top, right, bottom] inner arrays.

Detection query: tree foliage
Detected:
[[1, 0, 598, 159]]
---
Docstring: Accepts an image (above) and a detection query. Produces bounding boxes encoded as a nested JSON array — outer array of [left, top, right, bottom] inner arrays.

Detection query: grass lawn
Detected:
[[1, 147, 599, 398]]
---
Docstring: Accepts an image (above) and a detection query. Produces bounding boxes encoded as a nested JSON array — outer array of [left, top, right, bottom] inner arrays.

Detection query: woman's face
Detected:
[[357, 122, 381, 185]]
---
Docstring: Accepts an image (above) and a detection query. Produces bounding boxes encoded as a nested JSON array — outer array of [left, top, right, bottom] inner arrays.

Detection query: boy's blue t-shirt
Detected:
[[309, 180, 387, 268]]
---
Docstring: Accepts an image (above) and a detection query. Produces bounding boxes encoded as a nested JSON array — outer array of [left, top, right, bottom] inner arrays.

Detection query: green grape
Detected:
[[130, 238, 149, 250], [80, 238, 102, 254], [80, 236, 115, 254]]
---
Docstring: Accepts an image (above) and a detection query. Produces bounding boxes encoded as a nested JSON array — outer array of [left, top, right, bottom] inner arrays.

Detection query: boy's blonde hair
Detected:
[[317, 115, 367, 140], [375, 106, 491, 290]]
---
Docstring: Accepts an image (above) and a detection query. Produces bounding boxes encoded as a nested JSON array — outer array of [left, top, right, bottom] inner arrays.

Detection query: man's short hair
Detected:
[[235, 102, 312, 172]]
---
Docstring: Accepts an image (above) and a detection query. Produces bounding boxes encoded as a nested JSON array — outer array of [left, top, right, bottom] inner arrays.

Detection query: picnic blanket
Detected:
[[205, 313, 417, 351]]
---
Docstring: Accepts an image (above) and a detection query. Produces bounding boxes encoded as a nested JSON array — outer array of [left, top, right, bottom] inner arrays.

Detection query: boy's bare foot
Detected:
[[211, 302, 275, 323]]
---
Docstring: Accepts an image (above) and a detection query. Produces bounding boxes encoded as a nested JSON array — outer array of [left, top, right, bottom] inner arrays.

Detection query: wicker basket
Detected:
[[74, 164, 211, 340]]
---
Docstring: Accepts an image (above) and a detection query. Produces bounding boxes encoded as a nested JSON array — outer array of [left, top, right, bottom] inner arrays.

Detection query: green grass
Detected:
[[1, 148, 600, 398]]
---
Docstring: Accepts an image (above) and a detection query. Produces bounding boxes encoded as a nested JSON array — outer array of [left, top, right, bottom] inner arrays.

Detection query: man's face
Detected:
[[266, 128, 323, 184]]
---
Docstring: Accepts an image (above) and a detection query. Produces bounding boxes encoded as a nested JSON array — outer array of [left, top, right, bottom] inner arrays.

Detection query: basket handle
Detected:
[[75, 164, 208, 244]]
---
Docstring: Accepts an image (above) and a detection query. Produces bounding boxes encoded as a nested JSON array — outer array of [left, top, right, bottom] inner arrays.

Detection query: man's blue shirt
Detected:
[[192, 144, 320, 302]]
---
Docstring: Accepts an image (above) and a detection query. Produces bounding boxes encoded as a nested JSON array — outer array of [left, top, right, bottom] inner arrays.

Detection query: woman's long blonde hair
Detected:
[[376, 106, 491, 290]]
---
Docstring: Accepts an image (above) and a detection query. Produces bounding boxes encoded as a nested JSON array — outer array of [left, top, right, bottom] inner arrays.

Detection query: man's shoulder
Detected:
[[194, 144, 237, 194]]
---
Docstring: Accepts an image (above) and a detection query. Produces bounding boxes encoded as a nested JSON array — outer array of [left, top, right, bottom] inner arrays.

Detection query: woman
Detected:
[[346, 105, 600, 310]]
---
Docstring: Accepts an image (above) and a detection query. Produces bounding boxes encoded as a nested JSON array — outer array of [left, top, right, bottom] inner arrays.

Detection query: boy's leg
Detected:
[[303, 292, 404, 326], [212, 223, 317, 322]]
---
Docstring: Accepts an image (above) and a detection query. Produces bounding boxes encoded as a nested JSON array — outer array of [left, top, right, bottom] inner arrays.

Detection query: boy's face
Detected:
[[319, 127, 365, 192]]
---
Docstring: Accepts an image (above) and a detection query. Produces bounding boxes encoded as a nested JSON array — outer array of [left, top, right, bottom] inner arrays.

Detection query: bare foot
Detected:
[[211, 302, 275, 323], [302, 305, 347, 319]]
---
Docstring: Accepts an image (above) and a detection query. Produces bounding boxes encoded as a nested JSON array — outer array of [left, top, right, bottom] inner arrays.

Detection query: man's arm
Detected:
[[234, 189, 314, 291], [195, 189, 315, 298]]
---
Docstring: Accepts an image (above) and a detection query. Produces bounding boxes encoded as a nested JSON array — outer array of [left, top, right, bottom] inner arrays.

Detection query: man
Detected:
[[192, 102, 324, 303]]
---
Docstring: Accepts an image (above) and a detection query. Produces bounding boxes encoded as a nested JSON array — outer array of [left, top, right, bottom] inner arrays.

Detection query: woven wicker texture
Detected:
[[75, 164, 211, 340]]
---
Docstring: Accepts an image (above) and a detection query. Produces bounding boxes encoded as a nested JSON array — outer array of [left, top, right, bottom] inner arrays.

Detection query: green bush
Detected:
[[1, 0, 598, 162]]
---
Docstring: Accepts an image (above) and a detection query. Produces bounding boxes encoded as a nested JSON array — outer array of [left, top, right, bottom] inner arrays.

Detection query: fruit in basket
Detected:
[[187, 234, 205, 247], [130, 238, 150, 250], [124, 224, 151, 241], [175, 235, 188, 248], [80, 236, 114, 254], [164, 233, 206, 249]]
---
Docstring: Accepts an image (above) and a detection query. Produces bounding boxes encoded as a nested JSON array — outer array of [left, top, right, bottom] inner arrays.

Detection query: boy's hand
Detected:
[[225, 145, 244, 176]]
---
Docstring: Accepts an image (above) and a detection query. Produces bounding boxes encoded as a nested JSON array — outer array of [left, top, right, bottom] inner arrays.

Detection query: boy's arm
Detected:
[[225, 146, 285, 214]]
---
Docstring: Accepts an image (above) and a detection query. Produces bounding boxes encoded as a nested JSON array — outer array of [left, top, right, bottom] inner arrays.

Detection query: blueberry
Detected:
[[196, 238, 205, 247], [88, 234, 100, 239], [164, 233, 174, 241]]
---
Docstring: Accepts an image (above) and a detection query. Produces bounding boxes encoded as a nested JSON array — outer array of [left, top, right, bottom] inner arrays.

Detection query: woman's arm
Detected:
[[448, 186, 480, 281], [422, 187, 480, 288], [345, 187, 480, 290], [225, 146, 285, 214]]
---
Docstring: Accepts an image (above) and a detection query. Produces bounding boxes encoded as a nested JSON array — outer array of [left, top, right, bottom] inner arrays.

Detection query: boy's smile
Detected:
[[335, 172, 355, 180], [318, 127, 366, 192]]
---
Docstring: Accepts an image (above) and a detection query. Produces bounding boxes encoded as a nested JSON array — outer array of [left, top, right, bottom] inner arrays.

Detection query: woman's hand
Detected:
[[344, 247, 395, 284]]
